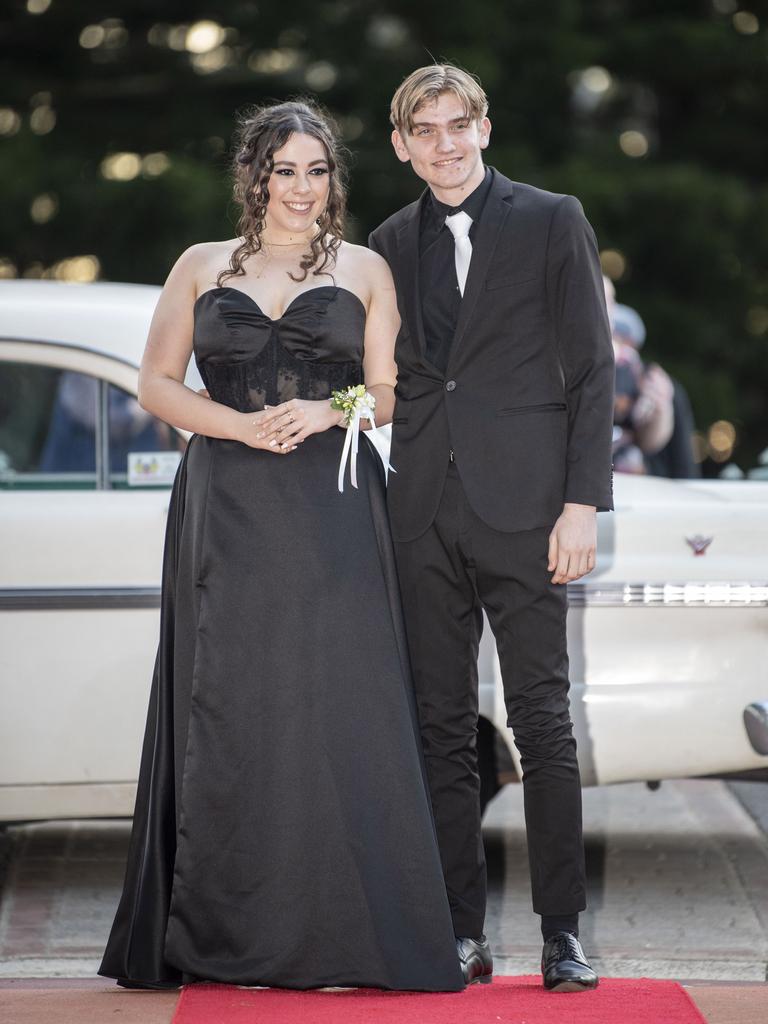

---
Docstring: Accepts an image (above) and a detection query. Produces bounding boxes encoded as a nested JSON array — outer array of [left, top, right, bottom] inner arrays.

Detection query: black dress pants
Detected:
[[393, 463, 587, 938]]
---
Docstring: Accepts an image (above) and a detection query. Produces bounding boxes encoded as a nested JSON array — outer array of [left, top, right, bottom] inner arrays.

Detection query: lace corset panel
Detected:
[[193, 285, 366, 412]]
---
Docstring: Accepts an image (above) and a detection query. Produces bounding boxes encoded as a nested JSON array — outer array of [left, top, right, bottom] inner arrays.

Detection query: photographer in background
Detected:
[[604, 278, 696, 477]]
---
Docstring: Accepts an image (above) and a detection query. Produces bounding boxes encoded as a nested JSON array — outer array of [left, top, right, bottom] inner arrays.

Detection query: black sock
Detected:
[[541, 913, 579, 941]]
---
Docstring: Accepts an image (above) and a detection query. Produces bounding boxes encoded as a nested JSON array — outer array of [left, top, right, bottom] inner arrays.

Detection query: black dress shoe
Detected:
[[541, 931, 599, 991], [456, 934, 493, 985]]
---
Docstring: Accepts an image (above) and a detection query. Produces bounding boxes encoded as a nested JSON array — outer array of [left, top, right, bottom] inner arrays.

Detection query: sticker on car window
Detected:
[[128, 451, 182, 486]]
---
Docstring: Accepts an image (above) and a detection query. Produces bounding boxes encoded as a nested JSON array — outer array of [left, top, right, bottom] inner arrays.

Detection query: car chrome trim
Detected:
[[1, 583, 766, 611], [567, 582, 768, 606], [0, 587, 161, 610]]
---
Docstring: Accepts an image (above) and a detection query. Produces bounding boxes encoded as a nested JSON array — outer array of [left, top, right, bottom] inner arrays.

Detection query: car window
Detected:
[[0, 362, 98, 489], [107, 383, 185, 489], [0, 362, 183, 490]]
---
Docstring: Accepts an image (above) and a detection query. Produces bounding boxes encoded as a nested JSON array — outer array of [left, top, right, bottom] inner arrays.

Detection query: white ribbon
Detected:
[[337, 395, 395, 492]]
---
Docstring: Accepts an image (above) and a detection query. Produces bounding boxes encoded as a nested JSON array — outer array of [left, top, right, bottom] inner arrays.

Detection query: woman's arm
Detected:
[[358, 248, 399, 430], [138, 245, 281, 451]]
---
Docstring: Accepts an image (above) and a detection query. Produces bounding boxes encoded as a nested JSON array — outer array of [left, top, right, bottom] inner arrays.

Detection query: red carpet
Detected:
[[171, 975, 708, 1023]]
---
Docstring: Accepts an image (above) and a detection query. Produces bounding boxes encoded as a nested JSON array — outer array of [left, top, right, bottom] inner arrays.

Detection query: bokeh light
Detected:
[[30, 193, 59, 224], [185, 20, 226, 54], [142, 153, 171, 177], [248, 49, 301, 74], [619, 130, 649, 157], [305, 61, 337, 91], [190, 47, 234, 74], [50, 255, 101, 282], [0, 109, 21, 135], [733, 11, 759, 34], [691, 431, 707, 464], [707, 420, 737, 462], [367, 16, 409, 49], [746, 306, 768, 336], [79, 25, 105, 49], [101, 152, 142, 181], [600, 249, 627, 280], [30, 106, 56, 135]]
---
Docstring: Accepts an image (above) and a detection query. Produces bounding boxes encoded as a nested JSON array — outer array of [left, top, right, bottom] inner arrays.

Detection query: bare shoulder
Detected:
[[336, 240, 394, 291], [185, 239, 239, 291]]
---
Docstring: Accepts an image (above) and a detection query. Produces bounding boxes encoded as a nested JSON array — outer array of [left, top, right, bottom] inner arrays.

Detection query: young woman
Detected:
[[98, 99, 463, 993]]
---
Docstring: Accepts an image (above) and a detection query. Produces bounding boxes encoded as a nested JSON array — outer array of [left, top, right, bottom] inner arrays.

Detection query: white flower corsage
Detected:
[[331, 384, 395, 491]]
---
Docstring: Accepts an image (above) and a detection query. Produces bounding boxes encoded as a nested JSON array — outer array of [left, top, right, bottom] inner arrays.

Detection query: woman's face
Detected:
[[263, 131, 331, 237]]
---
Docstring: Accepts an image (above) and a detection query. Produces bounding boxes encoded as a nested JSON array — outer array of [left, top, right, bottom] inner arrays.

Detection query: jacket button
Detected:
[[445, 379, 457, 392]]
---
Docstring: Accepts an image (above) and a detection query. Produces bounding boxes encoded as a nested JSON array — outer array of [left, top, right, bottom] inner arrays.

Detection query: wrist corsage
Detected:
[[330, 384, 395, 491]]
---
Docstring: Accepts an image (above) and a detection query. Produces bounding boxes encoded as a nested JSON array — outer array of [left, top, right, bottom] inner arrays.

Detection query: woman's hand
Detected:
[[257, 399, 345, 450], [233, 409, 301, 453]]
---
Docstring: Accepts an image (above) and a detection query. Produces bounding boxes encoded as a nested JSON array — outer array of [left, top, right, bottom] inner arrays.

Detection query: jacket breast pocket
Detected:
[[497, 402, 566, 416], [486, 272, 541, 290], [392, 416, 409, 425]]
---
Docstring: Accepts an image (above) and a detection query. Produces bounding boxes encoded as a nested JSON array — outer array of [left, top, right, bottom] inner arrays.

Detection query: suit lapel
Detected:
[[395, 190, 430, 362], [448, 171, 515, 366]]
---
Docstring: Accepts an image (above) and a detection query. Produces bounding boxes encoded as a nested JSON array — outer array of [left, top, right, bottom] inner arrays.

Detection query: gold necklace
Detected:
[[255, 238, 311, 279]]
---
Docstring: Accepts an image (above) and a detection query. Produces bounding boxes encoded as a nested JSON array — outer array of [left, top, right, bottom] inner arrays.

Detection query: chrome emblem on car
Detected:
[[686, 535, 713, 556]]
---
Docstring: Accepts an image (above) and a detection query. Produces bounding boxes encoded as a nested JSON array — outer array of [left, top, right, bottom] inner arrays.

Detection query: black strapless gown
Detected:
[[97, 285, 463, 992]]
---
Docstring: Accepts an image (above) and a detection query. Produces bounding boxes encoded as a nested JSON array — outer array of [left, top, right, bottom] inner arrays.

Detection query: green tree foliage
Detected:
[[1, 0, 766, 467]]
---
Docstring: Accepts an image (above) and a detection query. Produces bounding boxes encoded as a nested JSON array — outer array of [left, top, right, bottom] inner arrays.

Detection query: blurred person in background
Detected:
[[604, 277, 698, 478]]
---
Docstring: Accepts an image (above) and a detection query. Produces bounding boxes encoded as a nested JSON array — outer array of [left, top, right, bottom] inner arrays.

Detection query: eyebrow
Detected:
[[412, 116, 470, 128], [273, 159, 329, 167]]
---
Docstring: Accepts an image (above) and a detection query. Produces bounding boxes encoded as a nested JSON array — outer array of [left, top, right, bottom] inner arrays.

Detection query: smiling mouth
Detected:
[[284, 201, 314, 213], [433, 157, 462, 167]]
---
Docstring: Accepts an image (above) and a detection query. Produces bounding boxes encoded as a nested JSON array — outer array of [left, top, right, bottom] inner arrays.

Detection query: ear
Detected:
[[391, 128, 411, 164], [478, 116, 492, 151]]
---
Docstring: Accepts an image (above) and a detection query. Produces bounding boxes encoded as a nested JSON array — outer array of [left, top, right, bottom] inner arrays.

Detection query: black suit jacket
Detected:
[[369, 167, 615, 543]]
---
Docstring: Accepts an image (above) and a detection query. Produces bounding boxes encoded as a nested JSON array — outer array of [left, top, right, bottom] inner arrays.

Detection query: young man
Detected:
[[368, 65, 614, 991]]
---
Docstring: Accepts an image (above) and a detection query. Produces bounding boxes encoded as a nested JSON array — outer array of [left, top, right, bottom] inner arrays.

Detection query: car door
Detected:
[[0, 346, 185, 820]]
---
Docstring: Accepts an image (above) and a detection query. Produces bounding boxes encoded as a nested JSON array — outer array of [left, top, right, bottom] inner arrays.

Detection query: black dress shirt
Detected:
[[419, 166, 493, 372]]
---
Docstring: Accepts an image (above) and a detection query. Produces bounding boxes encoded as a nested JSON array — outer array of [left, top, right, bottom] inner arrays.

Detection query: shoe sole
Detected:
[[546, 979, 599, 992]]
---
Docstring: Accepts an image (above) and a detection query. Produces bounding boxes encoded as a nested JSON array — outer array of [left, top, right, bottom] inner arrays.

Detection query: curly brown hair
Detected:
[[217, 99, 348, 286]]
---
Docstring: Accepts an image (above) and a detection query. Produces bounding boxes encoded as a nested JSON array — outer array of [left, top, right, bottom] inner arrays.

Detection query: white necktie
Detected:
[[445, 210, 473, 297]]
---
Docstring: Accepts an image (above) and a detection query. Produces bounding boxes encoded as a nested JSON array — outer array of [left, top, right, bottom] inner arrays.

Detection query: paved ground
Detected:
[[0, 778, 766, 1022], [484, 778, 768, 982]]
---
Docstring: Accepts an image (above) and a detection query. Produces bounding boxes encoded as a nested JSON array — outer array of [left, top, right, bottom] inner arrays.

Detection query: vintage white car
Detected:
[[1, 279, 767, 823]]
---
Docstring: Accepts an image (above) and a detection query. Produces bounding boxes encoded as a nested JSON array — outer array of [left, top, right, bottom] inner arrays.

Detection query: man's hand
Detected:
[[548, 503, 597, 584]]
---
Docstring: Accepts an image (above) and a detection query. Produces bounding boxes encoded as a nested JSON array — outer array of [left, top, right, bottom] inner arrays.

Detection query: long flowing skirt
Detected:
[[98, 429, 463, 991]]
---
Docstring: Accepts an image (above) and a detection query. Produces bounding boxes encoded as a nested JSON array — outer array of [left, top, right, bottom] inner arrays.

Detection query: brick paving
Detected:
[[0, 779, 766, 1021]]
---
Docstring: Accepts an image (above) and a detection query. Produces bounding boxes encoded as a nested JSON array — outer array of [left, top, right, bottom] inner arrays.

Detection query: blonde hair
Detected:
[[389, 64, 489, 135]]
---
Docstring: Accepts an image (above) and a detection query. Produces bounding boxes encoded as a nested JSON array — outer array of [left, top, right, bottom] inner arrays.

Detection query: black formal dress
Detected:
[[97, 284, 464, 992]]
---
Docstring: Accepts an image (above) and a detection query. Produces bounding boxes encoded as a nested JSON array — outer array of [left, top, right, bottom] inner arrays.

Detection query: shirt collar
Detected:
[[429, 165, 492, 225]]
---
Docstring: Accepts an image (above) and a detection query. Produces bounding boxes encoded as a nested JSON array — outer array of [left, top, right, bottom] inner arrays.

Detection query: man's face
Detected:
[[391, 91, 491, 196]]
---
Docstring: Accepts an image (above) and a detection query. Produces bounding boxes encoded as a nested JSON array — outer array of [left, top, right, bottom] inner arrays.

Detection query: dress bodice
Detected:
[[193, 285, 365, 412]]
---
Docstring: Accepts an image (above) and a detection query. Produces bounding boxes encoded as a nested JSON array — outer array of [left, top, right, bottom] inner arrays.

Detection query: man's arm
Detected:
[[545, 195, 615, 583], [546, 195, 615, 512], [368, 227, 384, 258]]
